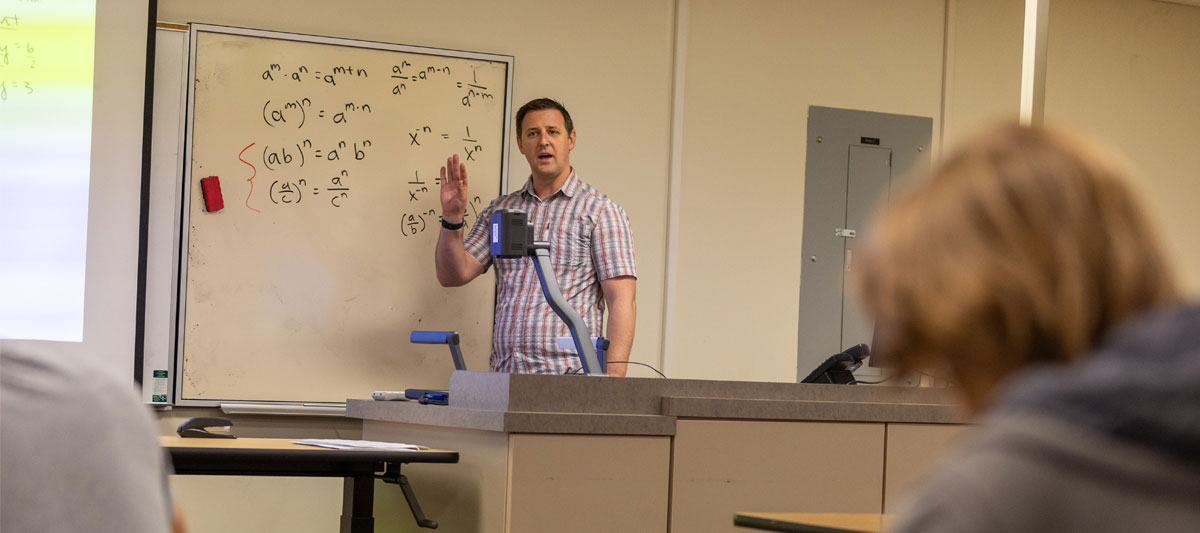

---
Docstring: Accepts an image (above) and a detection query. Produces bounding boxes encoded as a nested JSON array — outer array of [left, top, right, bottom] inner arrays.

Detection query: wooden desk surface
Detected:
[[161, 436, 321, 450], [734, 512, 892, 533], [160, 436, 458, 476], [160, 436, 454, 453]]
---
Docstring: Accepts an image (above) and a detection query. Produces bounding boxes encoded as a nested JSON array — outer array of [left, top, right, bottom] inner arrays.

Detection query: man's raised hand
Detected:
[[440, 154, 468, 224]]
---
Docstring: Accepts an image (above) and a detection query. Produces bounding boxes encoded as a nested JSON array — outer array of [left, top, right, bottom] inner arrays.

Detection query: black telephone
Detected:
[[800, 344, 870, 384]]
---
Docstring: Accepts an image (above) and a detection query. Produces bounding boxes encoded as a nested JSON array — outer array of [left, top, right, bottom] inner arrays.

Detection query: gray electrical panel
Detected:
[[797, 106, 932, 381]]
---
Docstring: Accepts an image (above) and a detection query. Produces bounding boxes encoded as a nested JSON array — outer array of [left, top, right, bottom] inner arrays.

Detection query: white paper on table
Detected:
[[293, 438, 429, 451]]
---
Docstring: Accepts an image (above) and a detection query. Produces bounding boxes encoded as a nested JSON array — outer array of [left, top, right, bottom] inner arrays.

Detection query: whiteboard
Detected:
[[175, 24, 511, 405]]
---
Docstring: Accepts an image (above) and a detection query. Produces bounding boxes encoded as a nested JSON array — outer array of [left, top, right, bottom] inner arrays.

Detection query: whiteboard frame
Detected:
[[141, 25, 190, 405], [173, 23, 514, 407]]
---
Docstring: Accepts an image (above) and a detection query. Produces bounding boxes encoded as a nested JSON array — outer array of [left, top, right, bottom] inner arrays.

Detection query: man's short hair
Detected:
[[516, 98, 574, 133]]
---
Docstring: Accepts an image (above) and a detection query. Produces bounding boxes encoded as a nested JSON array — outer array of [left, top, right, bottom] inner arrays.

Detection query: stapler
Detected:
[[177, 417, 237, 438]]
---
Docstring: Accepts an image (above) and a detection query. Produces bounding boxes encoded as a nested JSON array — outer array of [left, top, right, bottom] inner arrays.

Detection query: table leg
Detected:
[[340, 475, 375, 533]]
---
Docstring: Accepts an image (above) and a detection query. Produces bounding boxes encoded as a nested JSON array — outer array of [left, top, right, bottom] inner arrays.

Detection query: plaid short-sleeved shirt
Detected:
[[463, 170, 637, 374]]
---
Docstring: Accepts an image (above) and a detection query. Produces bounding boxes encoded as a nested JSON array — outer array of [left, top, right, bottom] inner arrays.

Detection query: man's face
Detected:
[[517, 109, 576, 181]]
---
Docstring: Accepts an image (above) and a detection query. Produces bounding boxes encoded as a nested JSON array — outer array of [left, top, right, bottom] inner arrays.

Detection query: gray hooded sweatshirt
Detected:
[[894, 304, 1200, 532], [1, 346, 175, 532]]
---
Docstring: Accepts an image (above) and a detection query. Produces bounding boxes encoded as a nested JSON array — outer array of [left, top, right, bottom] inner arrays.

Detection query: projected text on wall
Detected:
[[0, 0, 96, 341]]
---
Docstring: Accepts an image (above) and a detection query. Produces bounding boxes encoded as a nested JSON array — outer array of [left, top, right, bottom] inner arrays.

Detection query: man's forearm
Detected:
[[604, 299, 635, 376], [601, 277, 636, 376], [435, 227, 481, 287]]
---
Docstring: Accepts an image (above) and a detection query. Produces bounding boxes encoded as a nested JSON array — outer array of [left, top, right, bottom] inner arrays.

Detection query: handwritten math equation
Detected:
[[262, 98, 372, 128], [261, 63, 367, 86], [260, 60, 494, 108], [206, 47, 503, 220], [267, 169, 353, 208], [0, 79, 32, 100], [0, 13, 38, 102], [238, 113, 490, 212], [0, 39, 35, 68], [407, 124, 486, 162], [262, 138, 373, 170], [399, 194, 484, 238], [398, 168, 483, 237]]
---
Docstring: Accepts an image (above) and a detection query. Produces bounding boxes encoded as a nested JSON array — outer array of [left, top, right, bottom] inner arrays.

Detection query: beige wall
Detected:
[[942, 0, 1200, 294], [665, 0, 1200, 382], [1044, 0, 1200, 293], [669, 0, 947, 381], [944, 0, 1024, 148]]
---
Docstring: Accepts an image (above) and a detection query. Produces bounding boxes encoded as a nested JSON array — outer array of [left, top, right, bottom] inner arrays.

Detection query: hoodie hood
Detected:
[[993, 303, 1200, 469]]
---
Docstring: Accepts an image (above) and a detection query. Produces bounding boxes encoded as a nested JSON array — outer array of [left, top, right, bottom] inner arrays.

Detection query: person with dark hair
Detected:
[[855, 123, 1200, 532], [435, 98, 637, 375]]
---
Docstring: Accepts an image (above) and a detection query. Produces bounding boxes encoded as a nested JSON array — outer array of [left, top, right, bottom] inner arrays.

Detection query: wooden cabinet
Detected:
[[670, 420, 886, 533]]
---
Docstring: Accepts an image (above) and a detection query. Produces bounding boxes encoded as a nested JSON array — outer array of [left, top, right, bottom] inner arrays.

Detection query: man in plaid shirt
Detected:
[[434, 98, 638, 376]]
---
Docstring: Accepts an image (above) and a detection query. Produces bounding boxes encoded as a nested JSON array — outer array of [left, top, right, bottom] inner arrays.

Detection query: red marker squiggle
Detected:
[[238, 142, 261, 213]]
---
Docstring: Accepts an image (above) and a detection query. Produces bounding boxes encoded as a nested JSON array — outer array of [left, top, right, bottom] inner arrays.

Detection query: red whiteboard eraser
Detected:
[[200, 176, 224, 212]]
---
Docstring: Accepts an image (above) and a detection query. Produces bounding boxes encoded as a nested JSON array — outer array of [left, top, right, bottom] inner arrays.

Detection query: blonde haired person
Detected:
[[856, 124, 1200, 532]]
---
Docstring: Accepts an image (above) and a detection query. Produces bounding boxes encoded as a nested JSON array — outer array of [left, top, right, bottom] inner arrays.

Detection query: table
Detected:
[[161, 436, 458, 532], [734, 512, 892, 533]]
